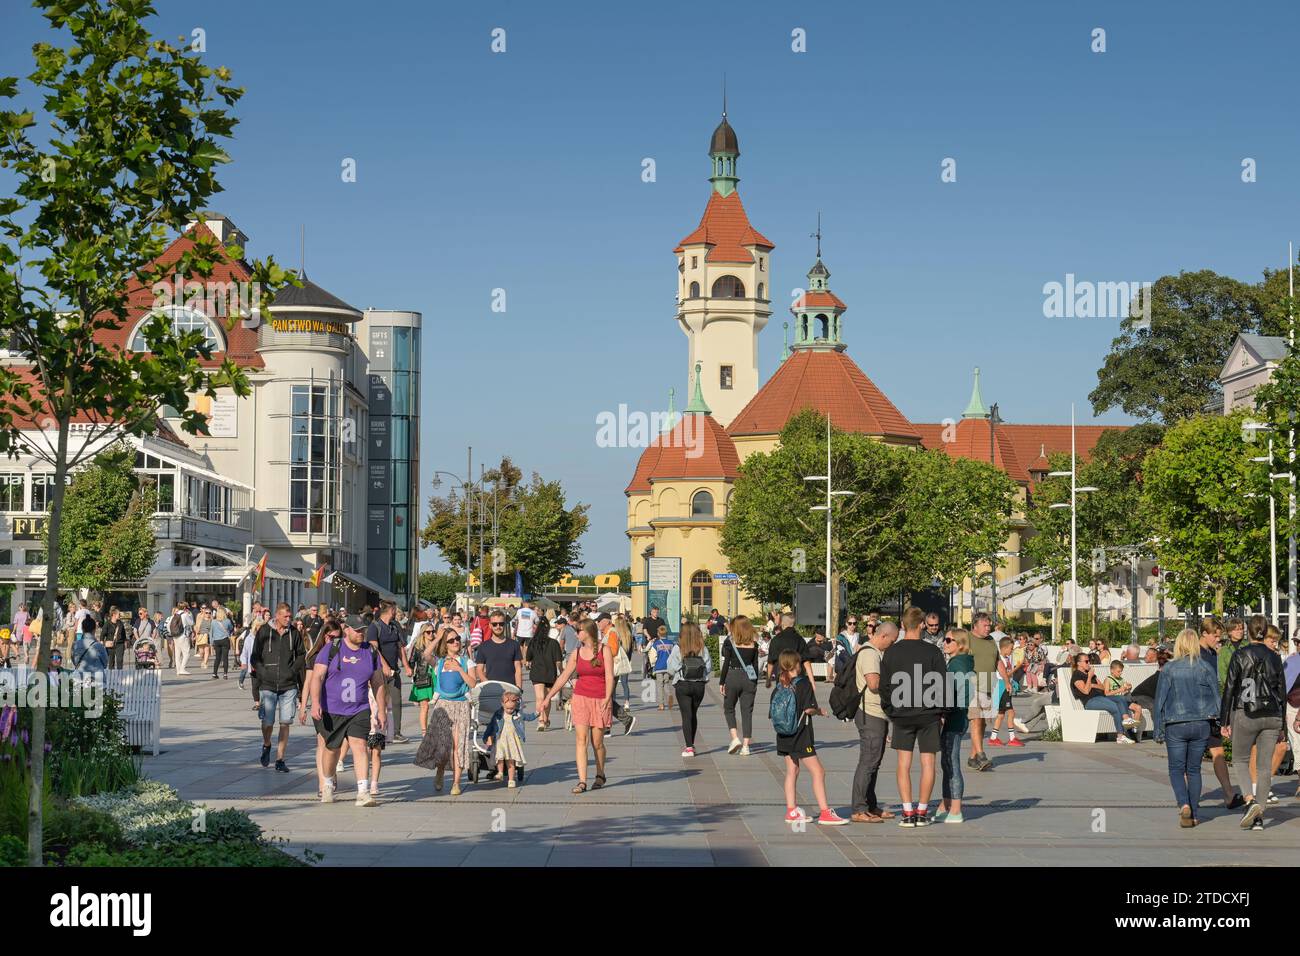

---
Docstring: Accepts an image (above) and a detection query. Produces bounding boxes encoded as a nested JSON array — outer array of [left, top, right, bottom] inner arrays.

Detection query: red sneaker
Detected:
[[1007, 738, 1026, 748], [817, 808, 850, 826], [987, 737, 1005, 746]]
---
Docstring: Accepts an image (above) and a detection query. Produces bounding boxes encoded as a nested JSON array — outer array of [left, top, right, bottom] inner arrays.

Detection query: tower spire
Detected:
[[963, 367, 988, 419], [811, 211, 821, 259], [661, 387, 679, 433], [685, 361, 711, 414], [722, 73, 727, 119]]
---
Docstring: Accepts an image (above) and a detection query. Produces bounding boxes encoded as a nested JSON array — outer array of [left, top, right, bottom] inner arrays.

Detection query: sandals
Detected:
[[592, 774, 606, 790], [572, 782, 588, 794]]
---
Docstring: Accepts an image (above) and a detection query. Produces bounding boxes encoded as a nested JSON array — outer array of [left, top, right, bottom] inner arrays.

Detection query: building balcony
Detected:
[[257, 321, 353, 353], [151, 513, 252, 552]]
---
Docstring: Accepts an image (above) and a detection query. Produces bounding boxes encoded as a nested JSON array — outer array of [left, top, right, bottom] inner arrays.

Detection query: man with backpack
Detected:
[[251, 602, 305, 773], [880, 608, 948, 827], [166, 604, 191, 674], [308, 614, 389, 806], [828, 619, 897, 823]]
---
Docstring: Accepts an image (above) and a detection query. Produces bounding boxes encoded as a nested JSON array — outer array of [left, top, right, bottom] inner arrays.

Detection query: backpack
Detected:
[[769, 677, 804, 736], [680, 652, 707, 682], [829, 647, 868, 721], [411, 645, 432, 689], [168, 614, 183, 637]]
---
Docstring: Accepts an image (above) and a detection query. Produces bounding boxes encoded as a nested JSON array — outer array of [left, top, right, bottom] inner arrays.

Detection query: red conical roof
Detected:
[[674, 190, 774, 263], [727, 350, 921, 443], [626, 413, 741, 495]]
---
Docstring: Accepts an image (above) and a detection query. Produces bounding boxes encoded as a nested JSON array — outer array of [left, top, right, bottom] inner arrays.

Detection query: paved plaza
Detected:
[[146, 661, 1300, 867]]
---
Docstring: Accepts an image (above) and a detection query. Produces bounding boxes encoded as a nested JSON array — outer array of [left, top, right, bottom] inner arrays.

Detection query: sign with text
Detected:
[[647, 557, 681, 637]]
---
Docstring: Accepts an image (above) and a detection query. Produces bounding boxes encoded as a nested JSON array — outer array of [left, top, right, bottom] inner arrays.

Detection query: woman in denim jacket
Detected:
[[1153, 628, 1222, 828]]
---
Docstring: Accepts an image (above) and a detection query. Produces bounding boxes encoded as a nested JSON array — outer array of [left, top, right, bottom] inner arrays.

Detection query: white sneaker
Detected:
[[1116, 734, 1135, 744], [320, 780, 335, 804], [727, 738, 742, 755], [739, 745, 752, 756], [681, 747, 695, 758], [356, 790, 377, 807]]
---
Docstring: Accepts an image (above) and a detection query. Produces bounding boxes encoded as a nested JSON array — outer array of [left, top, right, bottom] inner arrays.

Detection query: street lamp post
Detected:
[[988, 403, 1002, 620], [430, 447, 480, 605], [1049, 403, 1098, 644], [805, 415, 853, 638], [1245, 423, 1290, 628]]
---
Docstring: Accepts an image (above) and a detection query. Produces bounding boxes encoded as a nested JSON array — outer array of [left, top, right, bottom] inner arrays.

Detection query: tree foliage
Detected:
[[720, 410, 1016, 617], [420, 456, 589, 593], [1089, 270, 1274, 425], [1139, 412, 1269, 613], [0, 0, 294, 864], [43, 445, 157, 591]]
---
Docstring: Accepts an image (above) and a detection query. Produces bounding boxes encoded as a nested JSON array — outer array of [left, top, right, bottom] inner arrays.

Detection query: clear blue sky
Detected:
[[4, 0, 1299, 575]]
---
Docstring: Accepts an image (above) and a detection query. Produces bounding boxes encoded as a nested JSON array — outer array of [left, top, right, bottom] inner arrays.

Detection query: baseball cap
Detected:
[[596, 612, 612, 623], [343, 614, 367, 631]]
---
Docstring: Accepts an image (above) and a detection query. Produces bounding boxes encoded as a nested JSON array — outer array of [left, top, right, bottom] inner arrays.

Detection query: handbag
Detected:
[[729, 640, 757, 682], [613, 643, 632, 677]]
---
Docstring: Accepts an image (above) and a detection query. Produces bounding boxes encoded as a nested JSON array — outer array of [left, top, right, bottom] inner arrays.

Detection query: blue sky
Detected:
[[3, 0, 1299, 576]]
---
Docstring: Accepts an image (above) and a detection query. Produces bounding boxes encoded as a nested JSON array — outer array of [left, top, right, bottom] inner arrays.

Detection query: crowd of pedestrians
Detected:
[[10, 592, 1299, 833]]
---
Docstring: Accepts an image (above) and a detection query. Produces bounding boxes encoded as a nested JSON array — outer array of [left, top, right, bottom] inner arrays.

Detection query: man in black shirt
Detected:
[[766, 612, 814, 686], [366, 602, 408, 742], [880, 608, 948, 828]]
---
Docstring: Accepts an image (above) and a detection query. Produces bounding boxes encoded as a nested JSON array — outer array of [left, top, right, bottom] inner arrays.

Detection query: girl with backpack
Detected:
[[667, 623, 711, 757], [770, 649, 848, 826], [720, 615, 761, 755], [525, 614, 564, 730]]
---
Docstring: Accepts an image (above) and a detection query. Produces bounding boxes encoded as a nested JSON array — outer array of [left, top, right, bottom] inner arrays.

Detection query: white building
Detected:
[[0, 214, 420, 621]]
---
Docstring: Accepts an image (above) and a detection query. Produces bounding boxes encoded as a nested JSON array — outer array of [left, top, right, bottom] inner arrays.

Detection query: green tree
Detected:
[[1140, 412, 1269, 614], [0, 0, 293, 864], [1089, 271, 1269, 424], [417, 570, 462, 608], [721, 410, 1015, 625], [43, 445, 157, 591], [421, 458, 588, 594]]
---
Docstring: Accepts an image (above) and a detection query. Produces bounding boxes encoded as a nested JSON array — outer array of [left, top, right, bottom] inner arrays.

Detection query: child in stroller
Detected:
[[470, 681, 535, 786], [133, 633, 160, 669]]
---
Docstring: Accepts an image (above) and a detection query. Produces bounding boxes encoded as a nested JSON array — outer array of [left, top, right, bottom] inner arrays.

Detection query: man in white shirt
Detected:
[[513, 601, 537, 644]]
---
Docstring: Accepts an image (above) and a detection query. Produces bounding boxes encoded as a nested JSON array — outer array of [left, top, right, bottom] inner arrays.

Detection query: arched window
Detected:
[[129, 306, 223, 353], [691, 490, 714, 517], [691, 570, 713, 609], [816, 314, 829, 338], [756, 282, 765, 300], [711, 275, 745, 298], [800, 315, 809, 339], [689, 281, 700, 298]]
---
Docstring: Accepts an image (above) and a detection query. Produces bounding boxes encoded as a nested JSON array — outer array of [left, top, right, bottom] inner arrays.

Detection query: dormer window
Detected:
[[691, 256, 698, 269], [759, 257, 765, 272], [129, 306, 224, 353]]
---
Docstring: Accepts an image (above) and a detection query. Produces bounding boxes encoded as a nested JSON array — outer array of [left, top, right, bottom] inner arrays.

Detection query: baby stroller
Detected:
[[467, 680, 525, 785], [133, 635, 160, 670]]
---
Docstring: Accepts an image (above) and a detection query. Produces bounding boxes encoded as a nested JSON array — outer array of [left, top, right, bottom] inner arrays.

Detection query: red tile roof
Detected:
[[674, 190, 774, 263], [915, 421, 1125, 484], [727, 349, 922, 443], [797, 290, 847, 310], [626, 413, 741, 495], [93, 222, 266, 370]]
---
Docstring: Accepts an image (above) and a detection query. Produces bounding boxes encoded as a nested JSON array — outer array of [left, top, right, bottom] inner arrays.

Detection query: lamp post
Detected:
[[1048, 404, 1098, 643], [988, 402, 1002, 617], [1245, 422, 1289, 628], [804, 415, 853, 637], [430, 448, 480, 602]]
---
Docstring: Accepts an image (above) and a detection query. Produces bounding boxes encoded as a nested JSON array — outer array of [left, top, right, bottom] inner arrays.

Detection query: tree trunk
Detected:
[[28, 419, 70, 865], [1214, 585, 1224, 617]]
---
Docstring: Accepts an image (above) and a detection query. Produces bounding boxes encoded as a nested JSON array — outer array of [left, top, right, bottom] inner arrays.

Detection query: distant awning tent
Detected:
[[331, 571, 398, 604]]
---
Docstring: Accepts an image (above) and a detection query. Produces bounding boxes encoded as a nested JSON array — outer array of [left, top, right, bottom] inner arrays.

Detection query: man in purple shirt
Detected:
[[308, 615, 387, 807]]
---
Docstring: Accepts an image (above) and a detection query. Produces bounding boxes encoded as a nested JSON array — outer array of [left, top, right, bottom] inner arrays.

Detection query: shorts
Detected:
[[890, 715, 942, 753], [314, 710, 371, 750], [259, 686, 299, 726], [968, 690, 996, 721], [570, 693, 612, 729], [655, 672, 672, 699], [998, 690, 1013, 714]]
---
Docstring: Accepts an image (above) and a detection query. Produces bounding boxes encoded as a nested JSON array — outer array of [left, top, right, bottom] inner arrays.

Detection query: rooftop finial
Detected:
[[722, 73, 727, 119], [963, 366, 988, 419], [685, 361, 711, 414], [299, 223, 306, 279], [811, 211, 822, 259]]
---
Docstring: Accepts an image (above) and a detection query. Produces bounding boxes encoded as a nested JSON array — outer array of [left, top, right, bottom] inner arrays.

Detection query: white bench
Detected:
[[1046, 676, 1148, 743], [10, 666, 161, 755]]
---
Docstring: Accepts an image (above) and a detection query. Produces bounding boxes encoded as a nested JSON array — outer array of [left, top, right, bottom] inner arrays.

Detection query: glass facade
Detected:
[[366, 321, 419, 604], [290, 381, 341, 534]]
